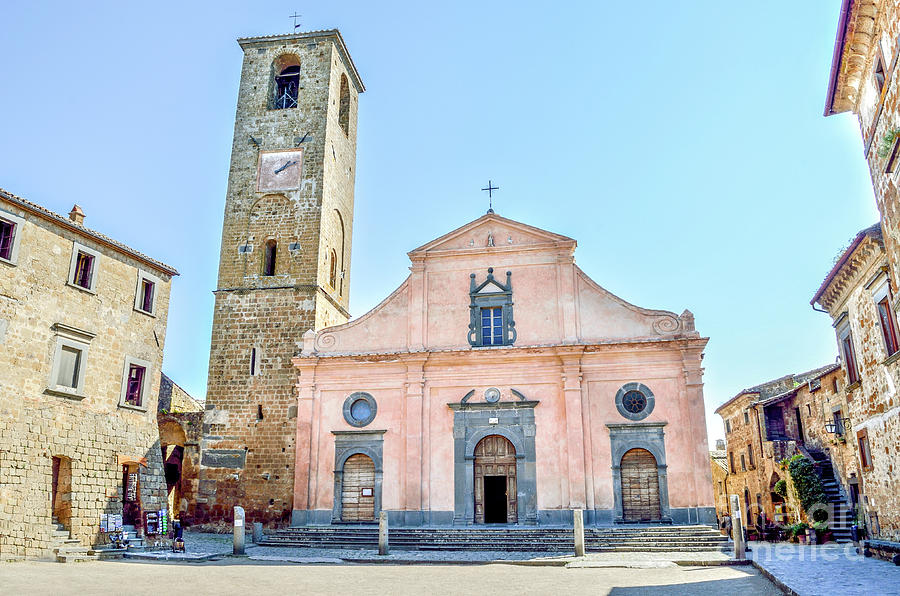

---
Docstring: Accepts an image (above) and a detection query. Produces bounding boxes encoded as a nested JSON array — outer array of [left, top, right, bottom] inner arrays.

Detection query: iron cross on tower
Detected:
[[482, 180, 499, 213], [289, 12, 302, 31]]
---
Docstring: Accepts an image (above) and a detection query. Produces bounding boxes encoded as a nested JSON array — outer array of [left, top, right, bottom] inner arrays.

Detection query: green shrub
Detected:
[[787, 455, 826, 513], [789, 522, 809, 539], [774, 479, 788, 498]]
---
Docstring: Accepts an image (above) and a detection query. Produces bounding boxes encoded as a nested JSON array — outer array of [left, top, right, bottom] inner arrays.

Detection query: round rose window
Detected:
[[342, 392, 377, 427], [622, 390, 647, 414], [350, 398, 372, 422], [615, 383, 655, 421]]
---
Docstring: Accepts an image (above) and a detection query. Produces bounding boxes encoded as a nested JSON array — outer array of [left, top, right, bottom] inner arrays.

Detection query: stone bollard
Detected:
[[378, 511, 389, 556], [573, 509, 585, 557], [233, 506, 245, 555], [729, 495, 745, 560], [252, 522, 263, 544]]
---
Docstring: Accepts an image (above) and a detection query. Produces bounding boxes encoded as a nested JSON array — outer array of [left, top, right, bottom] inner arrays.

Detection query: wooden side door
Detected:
[[341, 454, 375, 522], [621, 448, 661, 522]]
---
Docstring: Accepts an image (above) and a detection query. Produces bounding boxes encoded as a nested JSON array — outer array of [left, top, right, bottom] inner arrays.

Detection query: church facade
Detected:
[[292, 213, 715, 526], [194, 28, 714, 528]]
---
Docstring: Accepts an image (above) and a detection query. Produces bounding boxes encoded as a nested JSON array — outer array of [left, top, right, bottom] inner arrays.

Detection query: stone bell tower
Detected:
[[196, 30, 364, 525]]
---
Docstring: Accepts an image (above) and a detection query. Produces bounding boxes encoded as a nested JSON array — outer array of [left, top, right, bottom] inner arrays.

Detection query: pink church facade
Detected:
[[292, 213, 715, 526]]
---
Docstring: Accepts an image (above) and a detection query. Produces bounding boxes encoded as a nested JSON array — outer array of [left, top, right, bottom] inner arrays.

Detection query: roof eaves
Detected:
[[824, 0, 854, 117], [811, 223, 881, 306], [237, 29, 365, 93], [0, 187, 179, 276]]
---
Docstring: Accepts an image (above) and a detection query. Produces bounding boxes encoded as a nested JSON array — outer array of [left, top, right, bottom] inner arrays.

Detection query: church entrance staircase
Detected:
[[260, 525, 729, 552]]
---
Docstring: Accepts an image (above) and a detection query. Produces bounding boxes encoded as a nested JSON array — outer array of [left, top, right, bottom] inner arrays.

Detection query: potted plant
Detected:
[[791, 522, 809, 543], [812, 521, 832, 543]]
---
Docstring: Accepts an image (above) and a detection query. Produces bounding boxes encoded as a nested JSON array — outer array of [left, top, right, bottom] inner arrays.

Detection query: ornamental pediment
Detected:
[[408, 212, 575, 256]]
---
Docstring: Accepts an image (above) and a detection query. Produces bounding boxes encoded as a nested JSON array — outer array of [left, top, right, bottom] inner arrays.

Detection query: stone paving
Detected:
[[0, 558, 781, 596], [748, 541, 900, 596]]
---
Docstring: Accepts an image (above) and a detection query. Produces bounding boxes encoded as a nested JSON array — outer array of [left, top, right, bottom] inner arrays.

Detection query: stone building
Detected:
[[196, 29, 364, 525], [292, 212, 715, 527], [811, 223, 900, 543], [157, 374, 203, 523], [0, 188, 178, 559], [709, 446, 729, 526], [714, 365, 858, 540], [823, 0, 900, 550]]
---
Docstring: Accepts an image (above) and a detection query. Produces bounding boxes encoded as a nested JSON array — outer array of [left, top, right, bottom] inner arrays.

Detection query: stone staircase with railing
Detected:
[[260, 524, 730, 553], [806, 448, 854, 543]]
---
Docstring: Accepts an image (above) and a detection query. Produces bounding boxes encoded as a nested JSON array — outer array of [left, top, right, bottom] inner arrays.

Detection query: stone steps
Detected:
[[261, 525, 729, 552]]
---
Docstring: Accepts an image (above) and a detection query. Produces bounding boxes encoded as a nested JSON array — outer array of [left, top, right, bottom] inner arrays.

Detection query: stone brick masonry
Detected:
[[194, 30, 363, 526], [824, 0, 900, 547], [0, 189, 177, 559]]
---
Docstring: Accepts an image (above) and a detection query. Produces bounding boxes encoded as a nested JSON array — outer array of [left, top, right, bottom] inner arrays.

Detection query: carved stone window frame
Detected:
[[467, 268, 516, 347]]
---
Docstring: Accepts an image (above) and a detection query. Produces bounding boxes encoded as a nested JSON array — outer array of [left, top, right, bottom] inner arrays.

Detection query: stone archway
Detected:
[[159, 419, 186, 518], [474, 435, 518, 524], [620, 448, 661, 522]]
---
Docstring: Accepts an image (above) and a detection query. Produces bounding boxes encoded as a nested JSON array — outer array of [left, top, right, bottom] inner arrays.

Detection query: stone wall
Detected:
[[197, 30, 361, 526], [827, 0, 900, 544], [0, 195, 175, 558]]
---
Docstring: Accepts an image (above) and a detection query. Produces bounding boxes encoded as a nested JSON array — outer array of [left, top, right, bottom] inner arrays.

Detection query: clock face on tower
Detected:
[[256, 149, 304, 192]]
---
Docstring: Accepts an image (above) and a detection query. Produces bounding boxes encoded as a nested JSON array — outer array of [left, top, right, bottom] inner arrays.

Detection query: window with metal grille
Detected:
[[480, 307, 503, 346], [125, 364, 145, 406], [274, 65, 300, 109], [73, 251, 94, 289], [0, 219, 14, 261]]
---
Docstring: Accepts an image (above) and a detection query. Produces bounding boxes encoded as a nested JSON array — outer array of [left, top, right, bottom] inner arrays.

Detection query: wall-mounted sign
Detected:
[[361, 488, 374, 497], [489, 417, 499, 424]]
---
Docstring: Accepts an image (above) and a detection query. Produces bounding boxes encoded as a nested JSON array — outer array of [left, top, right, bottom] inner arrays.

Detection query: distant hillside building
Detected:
[[0, 188, 178, 559]]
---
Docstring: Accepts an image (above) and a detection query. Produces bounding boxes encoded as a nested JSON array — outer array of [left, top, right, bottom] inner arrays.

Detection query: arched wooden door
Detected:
[[474, 435, 517, 524], [341, 454, 375, 522], [621, 448, 661, 522]]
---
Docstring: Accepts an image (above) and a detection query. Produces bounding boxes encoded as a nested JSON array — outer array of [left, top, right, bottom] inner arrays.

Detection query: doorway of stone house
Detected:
[[122, 464, 141, 528], [51, 456, 72, 530]]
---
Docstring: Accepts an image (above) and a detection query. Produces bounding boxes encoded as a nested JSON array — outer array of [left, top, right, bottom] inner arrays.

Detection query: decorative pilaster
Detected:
[[559, 348, 586, 508]]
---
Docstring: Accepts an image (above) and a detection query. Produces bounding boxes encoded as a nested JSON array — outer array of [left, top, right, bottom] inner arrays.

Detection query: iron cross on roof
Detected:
[[481, 180, 499, 213], [289, 12, 302, 31]]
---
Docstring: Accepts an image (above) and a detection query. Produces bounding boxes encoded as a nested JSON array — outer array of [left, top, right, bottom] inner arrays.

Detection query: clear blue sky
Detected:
[[1, 1, 878, 445]]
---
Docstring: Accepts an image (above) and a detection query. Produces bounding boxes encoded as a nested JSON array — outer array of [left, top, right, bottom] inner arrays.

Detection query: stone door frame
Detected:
[[449, 400, 539, 525], [473, 434, 518, 524], [331, 430, 385, 523], [607, 422, 672, 524]]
